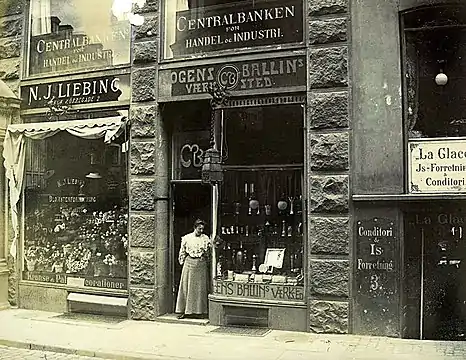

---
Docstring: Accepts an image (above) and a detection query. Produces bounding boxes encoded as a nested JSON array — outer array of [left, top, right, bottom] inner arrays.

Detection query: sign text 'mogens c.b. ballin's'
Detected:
[[164, 55, 306, 98]]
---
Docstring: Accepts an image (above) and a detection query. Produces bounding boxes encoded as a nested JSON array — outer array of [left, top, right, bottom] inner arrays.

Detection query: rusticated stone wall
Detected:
[[0, 0, 22, 96], [128, 0, 170, 320], [307, 0, 350, 334], [0, 0, 24, 307]]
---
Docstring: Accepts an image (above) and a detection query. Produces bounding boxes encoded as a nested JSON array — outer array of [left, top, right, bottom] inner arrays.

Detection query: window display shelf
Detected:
[[216, 166, 304, 286]]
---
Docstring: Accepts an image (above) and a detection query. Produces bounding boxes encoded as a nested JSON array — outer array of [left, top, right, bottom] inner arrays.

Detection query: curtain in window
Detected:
[[31, 0, 52, 36]]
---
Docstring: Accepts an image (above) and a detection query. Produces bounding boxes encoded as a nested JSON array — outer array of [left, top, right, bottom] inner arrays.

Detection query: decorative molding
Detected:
[[221, 94, 306, 108]]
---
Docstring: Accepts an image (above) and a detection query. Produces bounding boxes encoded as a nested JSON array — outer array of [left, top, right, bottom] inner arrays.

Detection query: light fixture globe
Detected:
[[435, 72, 448, 86]]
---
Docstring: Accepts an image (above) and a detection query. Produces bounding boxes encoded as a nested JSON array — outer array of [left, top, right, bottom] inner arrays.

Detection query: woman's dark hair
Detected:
[[194, 219, 206, 227]]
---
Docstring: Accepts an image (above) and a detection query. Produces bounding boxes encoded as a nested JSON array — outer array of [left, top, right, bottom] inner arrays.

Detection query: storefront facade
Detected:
[[352, 0, 466, 340], [0, 0, 350, 334], [3, 0, 464, 340]]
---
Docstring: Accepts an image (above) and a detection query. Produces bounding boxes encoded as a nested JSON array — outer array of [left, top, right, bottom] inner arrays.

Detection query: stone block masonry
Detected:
[[307, 0, 350, 334], [128, 3, 171, 319]]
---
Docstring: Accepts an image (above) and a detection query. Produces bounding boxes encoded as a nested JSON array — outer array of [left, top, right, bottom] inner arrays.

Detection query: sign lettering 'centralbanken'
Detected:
[[169, 0, 303, 58], [409, 138, 466, 193]]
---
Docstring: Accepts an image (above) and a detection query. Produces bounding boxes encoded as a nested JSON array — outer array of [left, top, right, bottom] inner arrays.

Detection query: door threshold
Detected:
[[156, 313, 210, 326]]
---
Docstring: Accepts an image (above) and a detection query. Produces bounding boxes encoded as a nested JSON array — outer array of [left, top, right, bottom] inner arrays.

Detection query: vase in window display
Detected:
[[26, 259, 37, 271], [53, 262, 64, 273], [93, 262, 109, 277]]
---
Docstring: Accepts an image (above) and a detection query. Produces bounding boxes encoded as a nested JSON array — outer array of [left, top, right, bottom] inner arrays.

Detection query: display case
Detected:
[[212, 104, 305, 300], [21, 129, 129, 290]]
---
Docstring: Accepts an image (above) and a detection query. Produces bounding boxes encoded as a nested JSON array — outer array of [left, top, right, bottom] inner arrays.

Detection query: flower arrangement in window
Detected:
[[24, 202, 128, 279]]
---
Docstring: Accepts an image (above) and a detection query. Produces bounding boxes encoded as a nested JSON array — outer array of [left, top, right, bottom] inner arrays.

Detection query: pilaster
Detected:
[[307, 0, 351, 334], [128, 0, 170, 319]]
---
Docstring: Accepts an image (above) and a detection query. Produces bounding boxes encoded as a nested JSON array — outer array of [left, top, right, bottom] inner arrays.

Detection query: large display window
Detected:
[[162, 0, 304, 60], [27, 0, 131, 77], [4, 115, 129, 291], [213, 105, 305, 302]]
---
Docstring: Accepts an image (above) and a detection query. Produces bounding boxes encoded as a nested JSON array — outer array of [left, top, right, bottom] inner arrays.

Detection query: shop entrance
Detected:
[[404, 207, 466, 340], [171, 182, 211, 312]]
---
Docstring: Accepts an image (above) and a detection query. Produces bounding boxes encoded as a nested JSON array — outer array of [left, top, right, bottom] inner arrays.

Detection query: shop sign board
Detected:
[[353, 217, 399, 337], [409, 138, 466, 193], [27, 0, 131, 76], [167, 0, 304, 58], [161, 55, 306, 99], [21, 73, 131, 110], [213, 280, 304, 302], [23, 271, 127, 290]]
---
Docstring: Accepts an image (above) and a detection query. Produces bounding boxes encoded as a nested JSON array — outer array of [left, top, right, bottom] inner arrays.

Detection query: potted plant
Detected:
[[25, 247, 38, 271], [51, 249, 65, 273]]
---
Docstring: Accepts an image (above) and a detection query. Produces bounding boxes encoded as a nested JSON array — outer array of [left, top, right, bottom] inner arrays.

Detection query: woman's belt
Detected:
[[188, 254, 206, 259]]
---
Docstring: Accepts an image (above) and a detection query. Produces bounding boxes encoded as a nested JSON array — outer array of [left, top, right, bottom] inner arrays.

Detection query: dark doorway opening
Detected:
[[404, 205, 466, 340], [171, 183, 211, 312]]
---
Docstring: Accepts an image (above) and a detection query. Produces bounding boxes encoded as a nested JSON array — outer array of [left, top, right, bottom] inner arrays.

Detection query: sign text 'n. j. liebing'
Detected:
[[21, 74, 130, 109], [409, 139, 466, 193], [170, 0, 303, 57], [169, 56, 306, 96]]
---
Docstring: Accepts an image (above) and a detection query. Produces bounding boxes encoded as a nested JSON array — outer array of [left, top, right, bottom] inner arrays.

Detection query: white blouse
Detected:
[[178, 232, 211, 265]]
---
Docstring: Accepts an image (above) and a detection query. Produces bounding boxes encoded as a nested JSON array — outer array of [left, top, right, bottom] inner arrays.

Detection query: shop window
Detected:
[[162, 0, 304, 59], [213, 105, 305, 302], [403, 5, 466, 194], [21, 122, 128, 290], [27, 0, 131, 77], [403, 5, 466, 138]]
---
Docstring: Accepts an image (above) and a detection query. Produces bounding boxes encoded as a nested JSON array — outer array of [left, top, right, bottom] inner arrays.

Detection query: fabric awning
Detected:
[[3, 115, 128, 259]]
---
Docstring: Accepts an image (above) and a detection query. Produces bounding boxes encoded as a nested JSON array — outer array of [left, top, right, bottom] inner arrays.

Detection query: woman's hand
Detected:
[[213, 235, 224, 248]]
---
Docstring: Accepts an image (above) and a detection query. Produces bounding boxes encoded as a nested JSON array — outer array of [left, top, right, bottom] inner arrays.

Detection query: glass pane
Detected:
[[213, 104, 304, 301], [162, 0, 304, 60], [28, 0, 131, 76], [404, 6, 466, 138], [165, 100, 211, 180], [223, 105, 303, 166], [23, 129, 129, 290]]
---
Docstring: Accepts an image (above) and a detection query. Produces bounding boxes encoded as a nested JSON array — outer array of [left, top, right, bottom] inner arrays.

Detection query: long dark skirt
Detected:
[[175, 256, 208, 315]]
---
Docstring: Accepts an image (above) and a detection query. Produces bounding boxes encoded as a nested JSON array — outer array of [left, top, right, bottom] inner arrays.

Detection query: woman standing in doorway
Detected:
[[176, 219, 211, 319]]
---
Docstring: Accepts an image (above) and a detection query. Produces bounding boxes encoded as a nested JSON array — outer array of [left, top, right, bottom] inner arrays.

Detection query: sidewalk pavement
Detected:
[[0, 309, 465, 360]]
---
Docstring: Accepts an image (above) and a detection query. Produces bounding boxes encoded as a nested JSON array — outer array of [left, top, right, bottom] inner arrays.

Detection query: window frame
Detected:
[[159, 0, 307, 63], [23, 0, 132, 80]]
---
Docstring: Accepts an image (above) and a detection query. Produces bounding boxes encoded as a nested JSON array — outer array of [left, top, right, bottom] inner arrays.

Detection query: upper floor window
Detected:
[[403, 5, 466, 138], [162, 0, 304, 60], [403, 5, 466, 194], [27, 0, 131, 77]]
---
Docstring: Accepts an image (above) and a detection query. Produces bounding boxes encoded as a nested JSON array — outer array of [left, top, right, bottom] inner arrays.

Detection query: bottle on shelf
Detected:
[[236, 241, 244, 272], [249, 182, 259, 216], [252, 254, 258, 272], [265, 204, 272, 216], [216, 255, 224, 278], [244, 182, 251, 216], [287, 224, 293, 237], [295, 195, 303, 216], [281, 220, 286, 237]]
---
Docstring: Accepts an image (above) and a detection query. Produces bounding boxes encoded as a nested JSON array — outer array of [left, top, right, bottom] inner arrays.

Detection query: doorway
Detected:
[[171, 182, 211, 312], [404, 208, 466, 340]]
